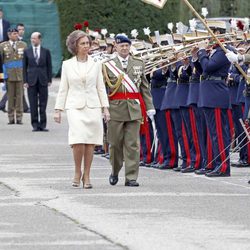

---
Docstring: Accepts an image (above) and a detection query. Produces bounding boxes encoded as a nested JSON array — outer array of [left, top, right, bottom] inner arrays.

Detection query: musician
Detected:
[[149, 64, 171, 169], [103, 34, 154, 187], [161, 60, 190, 171], [192, 22, 231, 177], [189, 49, 214, 175], [228, 60, 250, 168], [176, 54, 203, 173]]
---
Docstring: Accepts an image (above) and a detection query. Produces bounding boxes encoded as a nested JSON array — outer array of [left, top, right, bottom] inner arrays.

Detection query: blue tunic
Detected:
[[197, 47, 231, 108], [150, 68, 168, 110], [175, 62, 192, 108], [187, 61, 202, 106], [161, 66, 178, 110]]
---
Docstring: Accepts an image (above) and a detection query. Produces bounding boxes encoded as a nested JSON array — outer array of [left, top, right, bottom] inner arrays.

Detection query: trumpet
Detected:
[[144, 39, 242, 75], [132, 33, 238, 72]]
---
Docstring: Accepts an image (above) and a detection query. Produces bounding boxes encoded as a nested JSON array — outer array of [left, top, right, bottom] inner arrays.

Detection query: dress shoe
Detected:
[[8, 120, 15, 125], [205, 170, 230, 177], [139, 161, 146, 167], [181, 166, 195, 173], [109, 174, 118, 185], [145, 163, 152, 168], [195, 168, 212, 175], [16, 120, 23, 125], [23, 108, 30, 113], [0, 107, 7, 112], [40, 128, 49, 132], [248, 180, 250, 184], [125, 180, 139, 187], [32, 128, 40, 132], [173, 166, 182, 172], [94, 149, 105, 155], [158, 165, 175, 170], [151, 162, 160, 168], [231, 160, 250, 168]]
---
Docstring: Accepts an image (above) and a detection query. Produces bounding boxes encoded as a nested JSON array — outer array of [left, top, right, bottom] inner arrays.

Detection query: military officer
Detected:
[[192, 26, 231, 177], [0, 27, 27, 124], [103, 34, 155, 187], [161, 62, 191, 171], [176, 55, 203, 173], [149, 65, 172, 170]]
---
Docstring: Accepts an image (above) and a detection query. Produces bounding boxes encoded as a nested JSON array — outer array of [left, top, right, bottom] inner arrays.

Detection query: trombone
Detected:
[[137, 34, 241, 75]]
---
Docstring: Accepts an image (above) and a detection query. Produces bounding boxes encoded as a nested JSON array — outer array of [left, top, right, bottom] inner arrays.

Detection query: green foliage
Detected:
[[55, 0, 250, 59]]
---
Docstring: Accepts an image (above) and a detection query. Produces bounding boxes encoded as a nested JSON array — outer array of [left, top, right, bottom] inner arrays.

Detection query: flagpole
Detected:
[[182, 0, 250, 84]]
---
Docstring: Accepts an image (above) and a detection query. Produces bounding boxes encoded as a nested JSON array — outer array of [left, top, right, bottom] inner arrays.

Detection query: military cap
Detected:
[[115, 34, 131, 45]]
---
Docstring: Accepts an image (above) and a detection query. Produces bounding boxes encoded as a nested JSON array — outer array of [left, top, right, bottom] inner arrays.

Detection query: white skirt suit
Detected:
[[55, 56, 109, 145]]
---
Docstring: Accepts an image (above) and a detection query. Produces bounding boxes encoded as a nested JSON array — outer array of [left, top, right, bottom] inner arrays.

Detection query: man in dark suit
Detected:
[[0, 8, 10, 43], [23, 32, 52, 132]]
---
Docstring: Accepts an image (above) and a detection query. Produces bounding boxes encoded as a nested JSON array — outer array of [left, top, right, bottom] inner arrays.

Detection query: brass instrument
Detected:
[[130, 33, 241, 75]]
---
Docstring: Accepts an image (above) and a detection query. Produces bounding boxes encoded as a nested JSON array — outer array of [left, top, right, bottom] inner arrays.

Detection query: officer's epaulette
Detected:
[[18, 41, 27, 46], [0, 41, 9, 47], [131, 56, 143, 62]]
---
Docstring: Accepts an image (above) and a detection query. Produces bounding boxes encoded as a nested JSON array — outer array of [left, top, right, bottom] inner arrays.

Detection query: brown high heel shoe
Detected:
[[81, 176, 93, 189], [72, 181, 80, 187], [72, 175, 81, 188]]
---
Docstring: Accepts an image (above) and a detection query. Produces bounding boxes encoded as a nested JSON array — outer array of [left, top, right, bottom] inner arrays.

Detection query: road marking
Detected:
[[73, 192, 250, 197]]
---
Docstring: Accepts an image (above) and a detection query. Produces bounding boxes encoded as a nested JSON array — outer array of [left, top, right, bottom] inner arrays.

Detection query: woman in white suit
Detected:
[[54, 30, 110, 189]]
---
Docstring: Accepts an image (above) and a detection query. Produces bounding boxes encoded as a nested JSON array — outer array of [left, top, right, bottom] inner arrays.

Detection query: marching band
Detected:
[[85, 16, 250, 185]]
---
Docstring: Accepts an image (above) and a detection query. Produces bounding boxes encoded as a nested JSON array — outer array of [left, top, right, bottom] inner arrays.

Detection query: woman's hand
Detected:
[[54, 110, 62, 123], [103, 107, 110, 123]]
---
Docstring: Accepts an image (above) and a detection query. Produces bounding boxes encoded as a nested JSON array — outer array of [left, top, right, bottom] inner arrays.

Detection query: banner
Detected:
[[141, 0, 167, 9]]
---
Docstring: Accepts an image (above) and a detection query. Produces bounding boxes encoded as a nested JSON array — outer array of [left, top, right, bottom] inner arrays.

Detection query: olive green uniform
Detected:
[[0, 40, 27, 122], [104, 56, 154, 182]]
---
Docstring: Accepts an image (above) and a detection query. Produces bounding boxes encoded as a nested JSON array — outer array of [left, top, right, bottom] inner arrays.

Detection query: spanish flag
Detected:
[[141, 0, 167, 9]]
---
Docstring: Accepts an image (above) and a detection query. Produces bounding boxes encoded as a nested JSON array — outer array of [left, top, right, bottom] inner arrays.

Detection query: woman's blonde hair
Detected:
[[66, 30, 92, 55]]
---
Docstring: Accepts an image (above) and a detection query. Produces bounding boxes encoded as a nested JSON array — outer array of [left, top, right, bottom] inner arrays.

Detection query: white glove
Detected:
[[146, 109, 156, 120], [225, 50, 239, 63]]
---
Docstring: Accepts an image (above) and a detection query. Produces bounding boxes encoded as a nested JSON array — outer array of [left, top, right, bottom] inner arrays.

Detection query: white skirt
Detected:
[[66, 107, 103, 145]]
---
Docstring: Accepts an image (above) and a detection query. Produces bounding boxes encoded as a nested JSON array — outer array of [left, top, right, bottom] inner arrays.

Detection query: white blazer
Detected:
[[55, 56, 109, 110]]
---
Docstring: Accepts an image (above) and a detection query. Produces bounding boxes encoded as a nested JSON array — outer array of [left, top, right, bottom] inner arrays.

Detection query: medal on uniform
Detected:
[[133, 66, 143, 86]]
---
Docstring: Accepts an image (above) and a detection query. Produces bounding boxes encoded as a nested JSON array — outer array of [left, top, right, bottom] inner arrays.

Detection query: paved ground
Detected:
[[0, 79, 250, 250]]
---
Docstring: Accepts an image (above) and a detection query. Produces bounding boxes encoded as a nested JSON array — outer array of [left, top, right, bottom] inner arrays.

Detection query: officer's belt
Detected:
[[167, 78, 177, 83], [109, 92, 148, 132], [151, 85, 166, 89], [190, 77, 200, 83], [109, 92, 140, 101], [4, 60, 23, 69], [177, 79, 189, 84], [201, 75, 226, 81]]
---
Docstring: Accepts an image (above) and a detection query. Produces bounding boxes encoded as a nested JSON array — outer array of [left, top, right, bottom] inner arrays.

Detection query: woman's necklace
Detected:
[[77, 56, 88, 63]]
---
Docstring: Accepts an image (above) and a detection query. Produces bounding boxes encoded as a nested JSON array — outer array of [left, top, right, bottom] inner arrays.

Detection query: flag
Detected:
[[141, 0, 167, 9]]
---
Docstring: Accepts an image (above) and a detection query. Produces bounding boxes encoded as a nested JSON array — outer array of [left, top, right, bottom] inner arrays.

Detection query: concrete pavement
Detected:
[[0, 79, 250, 250]]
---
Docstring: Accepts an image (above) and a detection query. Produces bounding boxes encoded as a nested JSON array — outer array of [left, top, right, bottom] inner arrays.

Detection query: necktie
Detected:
[[12, 42, 16, 51], [34, 47, 39, 64], [122, 60, 127, 69]]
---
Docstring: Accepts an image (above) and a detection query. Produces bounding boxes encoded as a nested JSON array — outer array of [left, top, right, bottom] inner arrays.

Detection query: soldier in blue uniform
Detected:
[[228, 62, 250, 167], [192, 28, 231, 177], [149, 65, 171, 169], [187, 52, 214, 175], [176, 55, 203, 173], [161, 62, 191, 171]]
